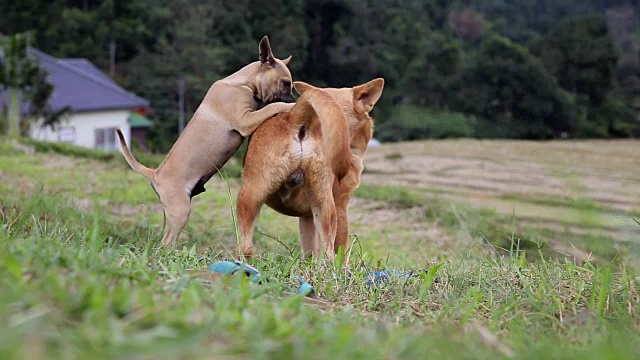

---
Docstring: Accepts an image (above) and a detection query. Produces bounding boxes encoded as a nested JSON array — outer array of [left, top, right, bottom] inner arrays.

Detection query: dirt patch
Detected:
[[40, 154, 79, 169], [348, 198, 457, 256], [548, 241, 598, 265], [358, 139, 640, 261]]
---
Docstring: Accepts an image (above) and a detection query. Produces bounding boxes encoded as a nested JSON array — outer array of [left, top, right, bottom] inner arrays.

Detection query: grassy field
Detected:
[[1, 137, 639, 359]]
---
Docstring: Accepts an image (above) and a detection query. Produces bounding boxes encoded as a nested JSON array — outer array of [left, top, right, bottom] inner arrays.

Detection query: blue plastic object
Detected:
[[207, 260, 315, 297], [293, 276, 315, 297], [365, 270, 416, 287], [207, 260, 262, 283]]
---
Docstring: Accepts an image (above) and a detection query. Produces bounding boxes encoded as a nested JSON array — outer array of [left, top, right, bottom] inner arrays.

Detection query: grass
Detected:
[[2, 137, 640, 359], [353, 184, 627, 262], [16, 137, 243, 179], [2, 190, 640, 359]]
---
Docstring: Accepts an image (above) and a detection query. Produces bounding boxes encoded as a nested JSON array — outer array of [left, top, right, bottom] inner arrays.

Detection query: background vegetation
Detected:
[[2, 0, 640, 151]]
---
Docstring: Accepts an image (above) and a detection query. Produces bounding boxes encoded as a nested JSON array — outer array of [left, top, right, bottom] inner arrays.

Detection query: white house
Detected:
[[13, 48, 152, 150]]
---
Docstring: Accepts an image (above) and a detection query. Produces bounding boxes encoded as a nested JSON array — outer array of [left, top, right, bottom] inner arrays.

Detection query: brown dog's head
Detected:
[[255, 36, 293, 104], [293, 78, 385, 151]]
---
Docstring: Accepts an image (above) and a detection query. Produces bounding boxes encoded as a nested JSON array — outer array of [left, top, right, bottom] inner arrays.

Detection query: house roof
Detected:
[[1, 47, 150, 113]]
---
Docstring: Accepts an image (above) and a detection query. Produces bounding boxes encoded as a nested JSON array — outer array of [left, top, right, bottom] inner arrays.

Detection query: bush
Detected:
[[448, 34, 576, 139], [18, 137, 118, 161], [376, 105, 477, 142]]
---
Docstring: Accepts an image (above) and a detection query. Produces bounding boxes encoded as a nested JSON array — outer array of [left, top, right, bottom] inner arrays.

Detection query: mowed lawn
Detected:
[[1, 137, 640, 359]]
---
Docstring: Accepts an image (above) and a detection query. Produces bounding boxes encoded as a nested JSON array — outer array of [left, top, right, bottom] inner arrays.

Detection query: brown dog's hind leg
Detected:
[[298, 216, 317, 258], [318, 203, 338, 260], [236, 186, 264, 259], [158, 188, 192, 247], [304, 164, 338, 260]]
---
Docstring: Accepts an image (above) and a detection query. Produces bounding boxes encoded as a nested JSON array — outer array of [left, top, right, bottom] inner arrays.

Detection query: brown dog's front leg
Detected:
[[332, 179, 353, 255], [237, 102, 295, 137]]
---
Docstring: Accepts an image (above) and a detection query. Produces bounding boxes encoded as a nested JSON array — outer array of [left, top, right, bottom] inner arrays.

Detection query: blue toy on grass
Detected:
[[207, 260, 315, 297]]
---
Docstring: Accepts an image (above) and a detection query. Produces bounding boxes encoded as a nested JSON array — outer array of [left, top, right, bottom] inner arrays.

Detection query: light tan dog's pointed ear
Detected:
[[282, 55, 292, 66], [293, 81, 315, 95], [259, 36, 275, 66], [353, 78, 385, 114]]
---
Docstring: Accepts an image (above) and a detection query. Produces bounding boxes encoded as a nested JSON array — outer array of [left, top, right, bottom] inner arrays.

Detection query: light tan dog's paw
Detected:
[[278, 102, 295, 113]]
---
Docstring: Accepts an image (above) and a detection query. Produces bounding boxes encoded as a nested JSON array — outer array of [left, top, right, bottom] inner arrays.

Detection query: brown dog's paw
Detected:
[[241, 246, 254, 261]]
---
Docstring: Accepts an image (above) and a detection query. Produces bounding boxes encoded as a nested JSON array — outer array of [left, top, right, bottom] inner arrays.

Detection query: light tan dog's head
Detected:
[[293, 78, 385, 147], [255, 36, 294, 104]]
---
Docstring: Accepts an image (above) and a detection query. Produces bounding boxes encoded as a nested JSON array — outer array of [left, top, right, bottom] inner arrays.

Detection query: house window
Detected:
[[58, 127, 76, 143], [95, 128, 118, 150]]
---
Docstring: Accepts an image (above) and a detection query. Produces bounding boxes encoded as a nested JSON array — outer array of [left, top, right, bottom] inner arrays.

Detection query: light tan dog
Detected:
[[237, 78, 384, 259], [115, 36, 295, 246]]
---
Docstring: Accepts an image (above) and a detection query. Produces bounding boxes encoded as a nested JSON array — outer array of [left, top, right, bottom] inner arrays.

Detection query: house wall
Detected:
[[30, 110, 132, 150]]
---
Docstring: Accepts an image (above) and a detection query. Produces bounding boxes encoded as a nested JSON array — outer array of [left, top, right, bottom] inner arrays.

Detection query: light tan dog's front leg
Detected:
[[237, 102, 295, 137]]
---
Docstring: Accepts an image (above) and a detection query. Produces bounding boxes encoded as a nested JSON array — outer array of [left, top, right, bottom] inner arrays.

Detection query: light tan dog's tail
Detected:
[[115, 129, 155, 181]]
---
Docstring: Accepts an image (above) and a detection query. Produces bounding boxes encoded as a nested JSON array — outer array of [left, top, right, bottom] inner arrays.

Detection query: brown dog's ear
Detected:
[[353, 78, 385, 114], [282, 55, 292, 66], [293, 81, 316, 95], [259, 36, 275, 65]]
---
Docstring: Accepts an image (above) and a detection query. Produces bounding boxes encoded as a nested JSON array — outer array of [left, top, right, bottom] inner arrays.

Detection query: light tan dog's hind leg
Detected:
[[156, 187, 192, 247]]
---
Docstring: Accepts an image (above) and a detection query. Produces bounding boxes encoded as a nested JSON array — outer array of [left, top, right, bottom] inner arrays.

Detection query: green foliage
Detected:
[[1, 1, 639, 146], [450, 35, 576, 139], [18, 137, 121, 161], [0, 32, 69, 137], [468, 0, 604, 43], [530, 14, 640, 137], [377, 105, 476, 141]]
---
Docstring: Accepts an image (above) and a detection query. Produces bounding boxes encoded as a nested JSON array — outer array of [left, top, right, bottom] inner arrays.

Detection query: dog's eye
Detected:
[[282, 79, 291, 88]]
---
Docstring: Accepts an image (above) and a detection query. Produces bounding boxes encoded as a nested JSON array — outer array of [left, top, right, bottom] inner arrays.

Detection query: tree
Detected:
[[0, 33, 70, 137], [529, 14, 638, 137], [1, 33, 39, 137], [2, 0, 634, 143], [449, 35, 575, 139]]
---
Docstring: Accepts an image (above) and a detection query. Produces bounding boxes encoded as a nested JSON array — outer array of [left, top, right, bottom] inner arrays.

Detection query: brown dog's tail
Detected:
[[288, 88, 350, 180], [288, 88, 343, 131], [115, 129, 155, 181]]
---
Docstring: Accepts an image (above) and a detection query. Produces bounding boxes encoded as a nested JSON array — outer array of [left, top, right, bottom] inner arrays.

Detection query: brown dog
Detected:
[[237, 78, 384, 259], [115, 36, 295, 246]]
